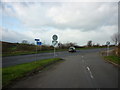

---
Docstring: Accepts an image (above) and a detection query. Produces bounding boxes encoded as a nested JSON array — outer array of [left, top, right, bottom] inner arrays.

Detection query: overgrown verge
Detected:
[[104, 55, 120, 66], [101, 46, 120, 67], [2, 58, 63, 88], [2, 49, 68, 57]]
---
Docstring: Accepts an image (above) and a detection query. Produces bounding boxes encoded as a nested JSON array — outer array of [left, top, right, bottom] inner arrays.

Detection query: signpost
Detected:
[[52, 35, 58, 40], [106, 41, 110, 56], [52, 35, 58, 57], [35, 39, 42, 61], [37, 42, 42, 45], [52, 40, 58, 46], [35, 39, 40, 42]]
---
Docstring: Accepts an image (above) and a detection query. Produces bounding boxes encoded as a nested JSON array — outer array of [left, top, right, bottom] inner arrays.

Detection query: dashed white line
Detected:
[[86, 66, 94, 79], [87, 67, 90, 70]]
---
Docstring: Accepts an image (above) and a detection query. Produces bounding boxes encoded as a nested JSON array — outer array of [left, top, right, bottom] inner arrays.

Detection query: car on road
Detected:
[[68, 46, 76, 52]]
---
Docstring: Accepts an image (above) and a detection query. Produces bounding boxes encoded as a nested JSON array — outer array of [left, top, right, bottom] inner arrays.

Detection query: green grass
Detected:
[[104, 55, 120, 65], [2, 58, 62, 87], [2, 49, 68, 57], [2, 46, 110, 57], [2, 51, 36, 57], [76, 46, 107, 50]]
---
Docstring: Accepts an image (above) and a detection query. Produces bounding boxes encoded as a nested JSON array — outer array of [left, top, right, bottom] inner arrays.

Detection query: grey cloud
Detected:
[[0, 2, 118, 45], [26, 3, 118, 31], [1, 27, 32, 43], [1, 2, 118, 31]]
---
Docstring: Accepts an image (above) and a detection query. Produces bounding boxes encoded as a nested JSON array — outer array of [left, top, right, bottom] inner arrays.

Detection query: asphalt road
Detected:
[[3, 48, 108, 67], [11, 50, 118, 88]]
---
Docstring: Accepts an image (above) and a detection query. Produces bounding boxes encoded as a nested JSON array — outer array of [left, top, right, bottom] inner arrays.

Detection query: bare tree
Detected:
[[111, 33, 120, 45], [87, 40, 92, 47], [21, 40, 29, 44], [65, 42, 77, 47]]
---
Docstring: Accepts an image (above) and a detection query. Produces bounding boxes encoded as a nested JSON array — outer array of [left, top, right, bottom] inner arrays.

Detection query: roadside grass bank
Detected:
[[104, 55, 120, 67], [76, 46, 107, 50], [101, 47, 120, 67], [2, 49, 68, 57], [2, 58, 63, 88]]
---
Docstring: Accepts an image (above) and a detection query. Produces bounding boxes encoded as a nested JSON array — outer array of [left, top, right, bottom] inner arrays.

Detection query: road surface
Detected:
[[3, 48, 109, 67], [11, 51, 118, 88]]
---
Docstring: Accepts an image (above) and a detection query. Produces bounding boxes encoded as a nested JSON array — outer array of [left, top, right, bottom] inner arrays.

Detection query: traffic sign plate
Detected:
[[106, 41, 110, 45], [35, 39, 40, 41], [52, 40, 58, 46], [52, 35, 58, 40], [37, 42, 42, 45]]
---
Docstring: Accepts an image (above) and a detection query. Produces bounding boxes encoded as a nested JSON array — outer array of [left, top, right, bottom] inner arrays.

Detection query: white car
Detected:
[[68, 46, 76, 52]]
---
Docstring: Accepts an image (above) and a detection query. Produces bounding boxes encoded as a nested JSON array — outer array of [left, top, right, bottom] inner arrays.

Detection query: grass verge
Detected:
[[2, 49, 68, 57], [2, 58, 63, 88], [104, 55, 120, 66]]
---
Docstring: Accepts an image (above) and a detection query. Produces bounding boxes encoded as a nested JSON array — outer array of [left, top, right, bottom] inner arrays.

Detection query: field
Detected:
[[2, 41, 115, 57]]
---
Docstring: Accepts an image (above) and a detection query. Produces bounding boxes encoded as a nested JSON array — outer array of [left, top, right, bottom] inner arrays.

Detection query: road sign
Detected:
[[106, 41, 110, 45], [52, 35, 58, 57], [52, 40, 58, 46], [35, 38, 41, 61], [37, 42, 42, 45], [35, 39, 40, 41], [52, 35, 58, 40]]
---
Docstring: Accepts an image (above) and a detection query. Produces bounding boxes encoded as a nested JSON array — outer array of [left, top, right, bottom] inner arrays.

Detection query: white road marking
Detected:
[[87, 67, 94, 79], [82, 56, 84, 58], [87, 67, 90, 70]]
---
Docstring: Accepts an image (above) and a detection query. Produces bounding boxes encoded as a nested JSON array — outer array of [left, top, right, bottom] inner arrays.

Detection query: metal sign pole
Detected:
[[54, 46, 55, 57], [52, 35, 58, 57], [108, 45, 109, 56], [107, 45, 108, 56], [106, 41, 110, 56], [36, 43, 37, 62], [34, 39, 40, 63], [40, 45, 42, 50], [107, 45, 109, 56]]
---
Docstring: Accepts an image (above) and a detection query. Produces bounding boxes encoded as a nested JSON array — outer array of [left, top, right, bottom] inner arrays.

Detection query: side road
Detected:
[[11, 52, 118, 88]]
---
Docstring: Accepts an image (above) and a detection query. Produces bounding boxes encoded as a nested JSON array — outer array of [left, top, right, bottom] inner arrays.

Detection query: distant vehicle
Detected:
[[68, 46, 76, 52]]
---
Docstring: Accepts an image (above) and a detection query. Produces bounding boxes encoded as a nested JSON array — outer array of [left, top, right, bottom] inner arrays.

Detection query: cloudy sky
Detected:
[[0, 0, 119, 46]]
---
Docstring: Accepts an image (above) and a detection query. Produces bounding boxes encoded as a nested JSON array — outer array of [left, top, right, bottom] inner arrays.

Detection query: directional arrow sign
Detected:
[[52, 40, 58, 46], [106, 41, 110, 45]]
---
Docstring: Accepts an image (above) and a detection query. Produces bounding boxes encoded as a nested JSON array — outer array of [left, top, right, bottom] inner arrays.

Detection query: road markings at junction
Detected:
[[86, 67, 94, 79]]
